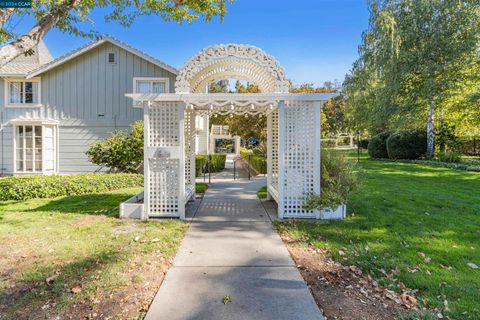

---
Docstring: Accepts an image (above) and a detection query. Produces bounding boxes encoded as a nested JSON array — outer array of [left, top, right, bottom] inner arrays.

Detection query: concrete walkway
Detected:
[[145, 158, 323, 320]]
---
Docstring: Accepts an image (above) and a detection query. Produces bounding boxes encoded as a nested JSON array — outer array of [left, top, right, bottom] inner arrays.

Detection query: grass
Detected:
[[274, 151, 480, 319], [0, 188, 188, 319], [257, 186, 267, 199], [195, 182, 209, 194]]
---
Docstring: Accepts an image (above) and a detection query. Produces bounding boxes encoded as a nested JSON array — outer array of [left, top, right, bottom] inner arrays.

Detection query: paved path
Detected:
[[146, 157, 323, 320]]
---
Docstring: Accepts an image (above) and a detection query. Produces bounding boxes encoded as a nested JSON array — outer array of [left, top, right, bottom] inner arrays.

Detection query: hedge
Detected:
[[195, 155, 207, 177], [0, 173, 143, 201], [195, 154, 227, 176], [240, 149, 267, 174], [386, 129, 427, 160], [368, 131, 392, 159]]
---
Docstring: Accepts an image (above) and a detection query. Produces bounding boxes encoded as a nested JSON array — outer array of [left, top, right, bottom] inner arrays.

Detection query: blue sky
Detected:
[[31, 0, 369, 86]]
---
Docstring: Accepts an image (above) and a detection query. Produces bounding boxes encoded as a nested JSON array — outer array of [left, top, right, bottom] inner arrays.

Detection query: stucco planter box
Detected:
[[320, 204, 346, 220], [119, 192, 144, 219]]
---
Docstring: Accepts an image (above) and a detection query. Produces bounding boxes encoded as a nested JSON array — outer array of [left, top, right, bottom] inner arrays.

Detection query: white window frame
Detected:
[[4, 77, 42, 108], [11, 120, 58, 175], [132, 77, 170, 107]]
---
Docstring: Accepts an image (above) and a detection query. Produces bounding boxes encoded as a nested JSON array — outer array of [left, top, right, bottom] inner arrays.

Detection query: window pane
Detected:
[[136, 81, 151, 93], [35, 161, 42, 171], [25, 126, 33, 148], [9, 82, 23, 103], [152, 81, 166, 93], [35, 148, 42, 162], [32, 82, 38, 104], [25, 161, 33, 172], [16, 149, 23, 161], [16, 126, 24, 148], [34, 126, 42, 137], [16, 161, 24, 171]]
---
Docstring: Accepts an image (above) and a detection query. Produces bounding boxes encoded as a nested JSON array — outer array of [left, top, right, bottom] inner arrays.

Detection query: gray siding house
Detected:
[[0, 36, 177, 175]]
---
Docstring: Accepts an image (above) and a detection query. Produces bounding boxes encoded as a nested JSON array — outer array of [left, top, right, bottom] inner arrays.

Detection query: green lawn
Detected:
[[0, 188, 187, 319], [275, 152, 480, 319]]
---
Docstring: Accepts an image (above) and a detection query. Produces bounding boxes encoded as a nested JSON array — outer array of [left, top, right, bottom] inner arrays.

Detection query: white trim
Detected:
[[4, 77, 42, 108], [126, 92, 338, 104], [27, 36, 178, 78]]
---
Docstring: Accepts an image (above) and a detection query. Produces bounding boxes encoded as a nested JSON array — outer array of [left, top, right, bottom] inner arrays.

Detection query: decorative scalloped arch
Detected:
[[175, 44, 290, 93]]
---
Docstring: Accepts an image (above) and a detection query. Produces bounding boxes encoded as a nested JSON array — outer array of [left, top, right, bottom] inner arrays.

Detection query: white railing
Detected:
[[211, 125, 230, 135]]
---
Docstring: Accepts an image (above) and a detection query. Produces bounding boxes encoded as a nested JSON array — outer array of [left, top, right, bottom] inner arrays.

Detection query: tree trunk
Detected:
[[0, 0, 77, 68], [439, 107, 445, 153], [426, 96, 435, 159]]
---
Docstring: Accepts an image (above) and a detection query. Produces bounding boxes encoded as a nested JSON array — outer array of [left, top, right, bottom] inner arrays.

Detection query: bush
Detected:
[[437, 152, 462, 163], [321, 139, 337, 149], [195, 155, 207, 177], [386, 129, 427, 160], [195, 154, 226, 175], [368, 131, 392, 159], [304, 149, 357, 211], [359, 139, 369, 149], [240, 149, 267, 174], [86, 121, 143, 173], [0, 174, 143, 201]]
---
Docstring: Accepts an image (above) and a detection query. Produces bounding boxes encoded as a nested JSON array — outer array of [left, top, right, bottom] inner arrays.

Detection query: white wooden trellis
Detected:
[[128, 44, 338, 220]]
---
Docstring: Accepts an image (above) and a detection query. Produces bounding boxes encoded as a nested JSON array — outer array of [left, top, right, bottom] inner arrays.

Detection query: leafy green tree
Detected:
[[86, 121, 143, 173], [0, 0, 230, 67], [345, 0, 480, 158]]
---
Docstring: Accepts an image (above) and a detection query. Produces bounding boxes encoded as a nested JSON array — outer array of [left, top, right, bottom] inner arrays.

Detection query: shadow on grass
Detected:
[[1, 249, 124, 318], [31, 192, 135, 217]]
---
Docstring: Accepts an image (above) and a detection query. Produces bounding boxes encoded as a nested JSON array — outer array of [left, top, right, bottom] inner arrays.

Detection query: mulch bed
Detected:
[[281, 238, 417, 320]]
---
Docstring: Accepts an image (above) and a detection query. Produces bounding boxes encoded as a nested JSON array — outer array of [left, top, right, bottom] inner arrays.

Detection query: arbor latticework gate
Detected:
[[128, 44, 336, 220]]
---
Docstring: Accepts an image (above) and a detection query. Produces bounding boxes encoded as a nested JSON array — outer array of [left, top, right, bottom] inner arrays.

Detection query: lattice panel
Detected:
[[282, 101, 318, 218], [267, 110, 279, 193], [149, 102, 180, 147], [184, 109, 196, 197], [148, 158, 180, 217]]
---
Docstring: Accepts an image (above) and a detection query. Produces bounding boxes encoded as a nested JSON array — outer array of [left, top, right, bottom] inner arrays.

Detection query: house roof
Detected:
[[27, 36, 178, 78], [0, 40, 53, 76]]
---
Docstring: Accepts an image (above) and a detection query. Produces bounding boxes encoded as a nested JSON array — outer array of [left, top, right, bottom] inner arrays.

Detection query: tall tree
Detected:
[[0, 0, 229, 67], [345, 0, 480, 157]]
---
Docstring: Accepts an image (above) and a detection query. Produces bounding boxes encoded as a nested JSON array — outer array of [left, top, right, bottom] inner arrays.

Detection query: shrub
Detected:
[[368, 131, 392, 159], [195, 154, 226, 175], [386, 129, 427, 160], [321, 139, 337, 149], [195, 155, 207, 176], [240, 149, 267, 174], [304, 149, 357, 211], [86, 121, 143, 173], [0, 174, 143, 201], [437, 151, 462, 163], [359, 139, 369, 149]]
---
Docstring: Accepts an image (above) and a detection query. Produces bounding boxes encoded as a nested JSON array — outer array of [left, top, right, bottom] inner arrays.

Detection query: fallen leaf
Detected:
[[400, 293, 418, 309], [222, 295, 232, 304], [71, 286, 82, 294], [467, 263, 478, 269], [150, 238, 160, 243], [46, 275, 58, 286], [418, 252, 426, 258]]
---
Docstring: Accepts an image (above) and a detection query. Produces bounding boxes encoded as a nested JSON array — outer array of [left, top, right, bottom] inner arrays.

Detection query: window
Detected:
[[14, 124, 56, 174], [6, 79, 40, 106], [108, 52, 116, 63], [133, 77, 169, 107], [134, 79, 167, 94]]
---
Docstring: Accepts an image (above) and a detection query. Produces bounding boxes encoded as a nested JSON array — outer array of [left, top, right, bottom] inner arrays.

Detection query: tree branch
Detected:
[[0, 0, 77, 68], [0, 8, 15, 29]]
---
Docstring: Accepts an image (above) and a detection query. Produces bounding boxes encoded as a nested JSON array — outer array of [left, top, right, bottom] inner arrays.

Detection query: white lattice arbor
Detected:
[[128, 44, 337, 220]]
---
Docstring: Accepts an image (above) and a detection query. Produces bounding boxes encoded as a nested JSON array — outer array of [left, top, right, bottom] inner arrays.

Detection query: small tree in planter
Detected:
[[304, 149, 358, 216]]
